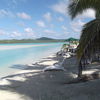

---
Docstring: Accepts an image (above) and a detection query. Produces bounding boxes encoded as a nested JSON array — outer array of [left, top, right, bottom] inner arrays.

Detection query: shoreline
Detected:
[[0, 43, 62, 50], [0, 52, 100, 100], [0, 53, 61, 86], [0, 53, 57, 79], [0, 43, 62, 78]]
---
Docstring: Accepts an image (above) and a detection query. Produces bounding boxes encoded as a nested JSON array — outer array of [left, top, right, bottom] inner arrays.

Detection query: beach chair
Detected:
[[43, 55, 68, 72]]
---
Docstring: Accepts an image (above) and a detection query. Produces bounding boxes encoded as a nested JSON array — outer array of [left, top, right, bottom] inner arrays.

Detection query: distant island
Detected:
[[0, 37, 79, 43]]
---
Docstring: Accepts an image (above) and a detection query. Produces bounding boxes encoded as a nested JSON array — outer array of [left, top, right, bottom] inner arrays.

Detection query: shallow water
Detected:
[[0, 42, 64, 77]]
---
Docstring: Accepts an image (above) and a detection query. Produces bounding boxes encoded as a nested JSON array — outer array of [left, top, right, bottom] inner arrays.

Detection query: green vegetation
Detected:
[[65, 37, 79, 45], [65, 37, 79, 42], [68, 0, 100, 77], [61, 44, 68, 50], [36, 37, 55, 40], [0, 37, 79, 44], [0, 37, 65, 43]]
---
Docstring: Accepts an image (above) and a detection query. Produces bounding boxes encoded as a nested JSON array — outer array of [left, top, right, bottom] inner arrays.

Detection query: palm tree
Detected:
[[68, 0, 100, 77]]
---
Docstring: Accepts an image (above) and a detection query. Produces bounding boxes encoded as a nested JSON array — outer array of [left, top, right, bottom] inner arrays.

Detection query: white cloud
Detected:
[[24, 27, 33, 33], [49, 24, 55, 28], [63, 31, 69, 34], [0, 9, 14, 18], [0, 29, 22, 38], [36, 20, 46, 28], [51, 1, 67, 15], [10, 31, 21, 37], [24, 27, 35, 37], [17, 12, 31, 20], [57, 31, 69, 39], [26, 32, 34, 37], [78, 9, 95, 19], [71, 20, 85, 32], [17, 21, 25, 27], [0, 10, 32, 20], [44, 29, 57, 34], [43, 12, 52, 22], [58, 16, 64, 22], [62, 25, 67, 31], [0, 9, 8, 16], [51, 0, 95, 19], [0, 29, 6, 35], [12, 0, 17, 5]]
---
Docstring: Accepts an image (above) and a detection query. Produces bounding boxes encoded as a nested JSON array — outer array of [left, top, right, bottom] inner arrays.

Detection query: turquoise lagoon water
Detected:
[[0, 43, 64, 77]]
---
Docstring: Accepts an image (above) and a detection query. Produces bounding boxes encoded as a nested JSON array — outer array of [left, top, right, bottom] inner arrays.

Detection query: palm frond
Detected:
[[68, 0, 100, 19], [77, 19, 100, 60]]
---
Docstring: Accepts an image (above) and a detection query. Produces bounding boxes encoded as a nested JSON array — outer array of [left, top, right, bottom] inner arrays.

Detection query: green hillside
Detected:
[[0, 37, 65, 43]]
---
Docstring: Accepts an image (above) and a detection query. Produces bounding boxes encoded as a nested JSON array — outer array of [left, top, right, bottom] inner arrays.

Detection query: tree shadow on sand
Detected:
[[0, 56, 79, 100], [1, 56, 100, 100]]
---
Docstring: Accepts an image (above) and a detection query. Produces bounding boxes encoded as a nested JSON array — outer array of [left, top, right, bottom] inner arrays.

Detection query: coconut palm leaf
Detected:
[[77, 19, 100, 77], [68, 0, 100, 19], [77, 19, 100, 60]]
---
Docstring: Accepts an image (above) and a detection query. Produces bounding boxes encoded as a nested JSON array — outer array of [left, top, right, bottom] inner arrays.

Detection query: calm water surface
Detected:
[[0, 42, 64, 77]]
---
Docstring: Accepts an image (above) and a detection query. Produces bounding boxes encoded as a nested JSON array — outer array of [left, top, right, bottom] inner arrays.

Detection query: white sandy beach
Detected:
[[0, 44, 56, 50], [0, 54, 100, 100]]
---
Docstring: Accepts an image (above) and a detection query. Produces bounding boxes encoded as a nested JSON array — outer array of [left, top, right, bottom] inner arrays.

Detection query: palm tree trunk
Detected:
[[78, 61, 83, 77]]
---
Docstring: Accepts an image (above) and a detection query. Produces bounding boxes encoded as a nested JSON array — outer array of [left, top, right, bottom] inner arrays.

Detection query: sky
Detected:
[[0, 0, 96, 40]]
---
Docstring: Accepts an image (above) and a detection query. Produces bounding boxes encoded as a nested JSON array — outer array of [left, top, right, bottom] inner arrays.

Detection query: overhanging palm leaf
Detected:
[[77, 19, 100, 59], [77, 19, 100, 77], [68, 0, 100, 19]]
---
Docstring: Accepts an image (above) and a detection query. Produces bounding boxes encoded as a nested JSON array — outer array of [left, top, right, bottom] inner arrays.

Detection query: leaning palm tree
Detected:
[[68, 0, 100, 77], [77, 19, 100, 77]]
